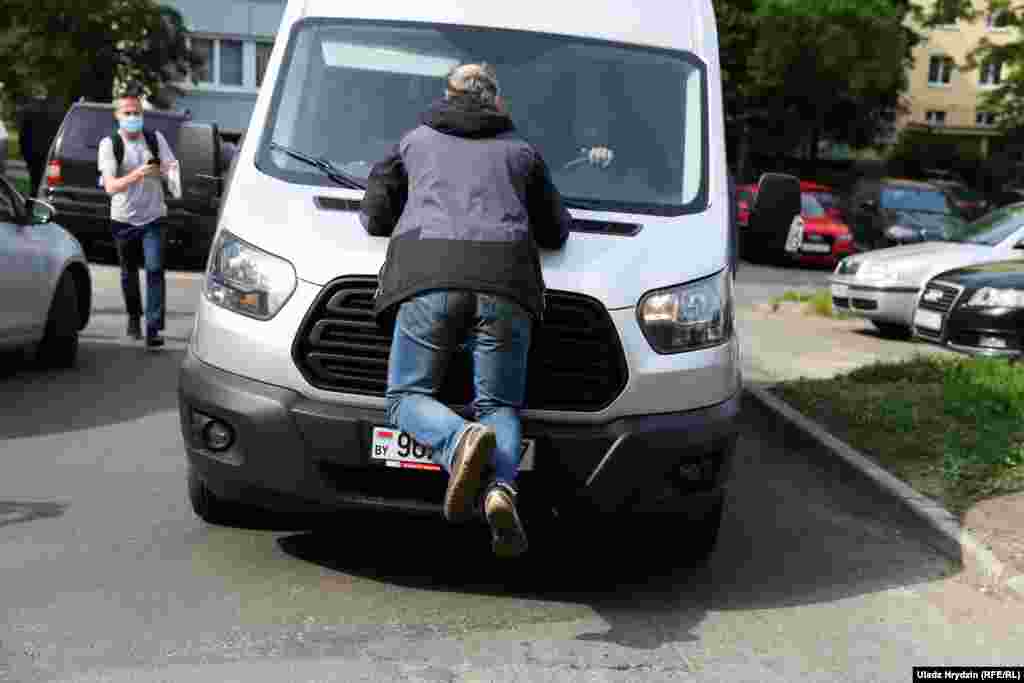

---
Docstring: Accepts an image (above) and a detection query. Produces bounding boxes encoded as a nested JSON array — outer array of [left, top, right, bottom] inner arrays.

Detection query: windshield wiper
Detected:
[[561, 197, 610, 211], [268, 141, 366, 191]]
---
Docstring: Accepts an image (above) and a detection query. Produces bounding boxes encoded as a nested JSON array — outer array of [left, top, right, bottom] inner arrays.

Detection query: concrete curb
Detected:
[[745, 383, 1024, 599]]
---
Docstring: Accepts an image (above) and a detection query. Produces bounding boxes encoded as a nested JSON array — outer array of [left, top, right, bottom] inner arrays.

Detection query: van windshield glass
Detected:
[[259, 21, 706, 215]]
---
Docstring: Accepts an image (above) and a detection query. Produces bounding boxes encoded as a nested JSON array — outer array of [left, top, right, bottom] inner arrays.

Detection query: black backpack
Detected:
[[109, 129, 160, 171]]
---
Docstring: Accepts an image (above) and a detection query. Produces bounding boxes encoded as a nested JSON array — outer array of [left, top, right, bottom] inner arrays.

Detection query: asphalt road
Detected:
[[1, 263, 1021, 682]]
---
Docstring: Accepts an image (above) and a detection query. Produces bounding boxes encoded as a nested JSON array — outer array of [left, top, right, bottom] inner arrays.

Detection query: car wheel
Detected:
[[187, 468, 267, 528], [871, 321, 912, 339], [35, 271, 80, 369]]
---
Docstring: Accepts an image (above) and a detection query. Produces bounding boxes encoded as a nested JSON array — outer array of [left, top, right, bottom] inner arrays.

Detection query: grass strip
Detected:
[[774, 354, 1024, 517]]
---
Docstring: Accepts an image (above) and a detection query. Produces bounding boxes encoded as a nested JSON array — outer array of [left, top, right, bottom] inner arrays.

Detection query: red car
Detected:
[[736, 181, 855, 266]]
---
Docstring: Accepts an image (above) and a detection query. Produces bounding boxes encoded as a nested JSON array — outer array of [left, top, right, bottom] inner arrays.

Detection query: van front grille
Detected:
[[293, 277, 629, 412]]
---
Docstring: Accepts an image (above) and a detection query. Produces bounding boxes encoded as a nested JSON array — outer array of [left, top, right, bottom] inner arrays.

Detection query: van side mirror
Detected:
[[26, 198, 55, 224], [1014, 240, 1024, 250], [749, 172, 801, 235], [859, 199, 878, 213]]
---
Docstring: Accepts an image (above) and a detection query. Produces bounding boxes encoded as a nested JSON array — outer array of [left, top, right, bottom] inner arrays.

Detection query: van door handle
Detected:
[[196, 174, 221, 181]]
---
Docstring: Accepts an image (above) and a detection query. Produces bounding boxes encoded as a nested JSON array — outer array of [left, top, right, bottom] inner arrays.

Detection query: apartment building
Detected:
[[895, 0, 1016, 157], [162, 0, 286, 135]]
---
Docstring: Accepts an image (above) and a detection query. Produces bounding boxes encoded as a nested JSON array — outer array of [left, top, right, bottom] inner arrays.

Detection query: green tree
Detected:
[[0, 0, 200, 115], [716, 0, 919, 170]]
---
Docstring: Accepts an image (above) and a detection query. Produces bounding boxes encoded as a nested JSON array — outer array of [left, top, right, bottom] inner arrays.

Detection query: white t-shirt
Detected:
[[98, 130, 178, 226]]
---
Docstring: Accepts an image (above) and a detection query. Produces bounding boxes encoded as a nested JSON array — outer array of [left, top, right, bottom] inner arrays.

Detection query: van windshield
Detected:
[[258, 20, 707, 215]]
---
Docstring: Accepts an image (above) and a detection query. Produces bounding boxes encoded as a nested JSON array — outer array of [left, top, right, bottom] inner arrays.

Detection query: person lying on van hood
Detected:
[[360, 62, 571, 559]]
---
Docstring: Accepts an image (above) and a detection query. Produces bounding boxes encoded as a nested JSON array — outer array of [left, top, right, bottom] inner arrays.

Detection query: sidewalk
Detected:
[[738, 303, 1024, 599], [737, 303, 955, 384]]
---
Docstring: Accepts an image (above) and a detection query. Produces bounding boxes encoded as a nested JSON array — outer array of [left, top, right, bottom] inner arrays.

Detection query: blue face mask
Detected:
[[119, 114, 143, 133]]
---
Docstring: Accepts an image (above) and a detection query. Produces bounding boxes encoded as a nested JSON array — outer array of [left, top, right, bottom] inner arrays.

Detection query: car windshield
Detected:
[[809, 191, 839, 211], [880, 186, 952, 214], [800, 192, 826, 217], [63, 109, 181, 160], [946, 204, 1024, 245], [258, 20, 706, 214]]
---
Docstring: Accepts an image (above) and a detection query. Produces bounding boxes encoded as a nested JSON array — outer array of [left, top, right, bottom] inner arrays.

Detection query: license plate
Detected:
[[370, 427, 535, 471], [914, 308, 943, 332], [801, 243, 832, 253], [831, 283, 849, 298]]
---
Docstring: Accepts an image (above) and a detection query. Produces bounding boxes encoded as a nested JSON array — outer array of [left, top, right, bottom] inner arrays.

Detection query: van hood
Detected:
[[221, 177, 728, 310]]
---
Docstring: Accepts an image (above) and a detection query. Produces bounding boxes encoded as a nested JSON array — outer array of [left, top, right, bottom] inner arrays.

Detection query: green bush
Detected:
[[7, 132, 20, 161]]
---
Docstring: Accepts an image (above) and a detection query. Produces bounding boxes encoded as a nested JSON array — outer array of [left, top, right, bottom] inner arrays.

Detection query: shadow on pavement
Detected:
[[0, 501, 67, 528], [274, 394, 953, 650], [0, 341, 184, 439]]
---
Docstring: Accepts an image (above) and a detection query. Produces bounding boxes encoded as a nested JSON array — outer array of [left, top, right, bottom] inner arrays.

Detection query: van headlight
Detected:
[[637, 270, 732, 353], [204, 230, 297, 320]]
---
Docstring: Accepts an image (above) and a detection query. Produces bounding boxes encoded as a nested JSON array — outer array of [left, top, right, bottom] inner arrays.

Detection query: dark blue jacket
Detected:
[[360, 97, 571, 323]]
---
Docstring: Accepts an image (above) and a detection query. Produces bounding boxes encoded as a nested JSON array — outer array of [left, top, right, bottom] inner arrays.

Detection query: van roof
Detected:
[[285, 0, 716, 55]]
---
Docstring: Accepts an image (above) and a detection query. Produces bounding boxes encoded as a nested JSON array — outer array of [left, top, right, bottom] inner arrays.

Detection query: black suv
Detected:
[[843, 177, 967, 251], [38, 101, 225, 268]]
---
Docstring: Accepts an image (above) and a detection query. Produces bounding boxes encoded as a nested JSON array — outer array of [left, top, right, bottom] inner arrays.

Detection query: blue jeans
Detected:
[[385, 290, 533, 488], [113, 221, 165, 337]]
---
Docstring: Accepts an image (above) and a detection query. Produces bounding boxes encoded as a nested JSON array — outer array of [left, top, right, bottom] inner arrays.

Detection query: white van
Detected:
[[179, 0, 744, 561]]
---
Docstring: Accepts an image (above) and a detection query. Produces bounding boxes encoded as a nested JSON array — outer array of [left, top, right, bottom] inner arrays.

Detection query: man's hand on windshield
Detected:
[[584, 146, 614, 168]]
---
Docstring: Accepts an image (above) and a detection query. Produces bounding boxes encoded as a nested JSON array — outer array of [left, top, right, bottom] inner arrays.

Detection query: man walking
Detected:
[[98, 92, 179, 348], [361, 63, 571, 558]]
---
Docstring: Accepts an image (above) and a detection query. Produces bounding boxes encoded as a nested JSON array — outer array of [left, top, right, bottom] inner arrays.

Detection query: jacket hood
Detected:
[[419, 97, 515, 139]]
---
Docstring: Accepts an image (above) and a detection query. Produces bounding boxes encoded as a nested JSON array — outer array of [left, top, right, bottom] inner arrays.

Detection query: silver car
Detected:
[[0, 175, 91, 367], [829, 203, 1024, 337]]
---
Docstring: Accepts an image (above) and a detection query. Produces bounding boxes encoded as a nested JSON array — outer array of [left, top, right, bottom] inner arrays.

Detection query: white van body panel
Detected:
[[193, 279, 741, 423], [199, 0, 736, 414], [221, 0, 730, 311]]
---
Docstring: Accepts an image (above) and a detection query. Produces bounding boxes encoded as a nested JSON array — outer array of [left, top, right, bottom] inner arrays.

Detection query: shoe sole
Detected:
[[487, 494, 529, 559], [443, 428, 495, 522]]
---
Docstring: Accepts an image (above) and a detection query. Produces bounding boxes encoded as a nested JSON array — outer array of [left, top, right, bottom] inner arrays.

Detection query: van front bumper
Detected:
[[178, 350, 739, 519]]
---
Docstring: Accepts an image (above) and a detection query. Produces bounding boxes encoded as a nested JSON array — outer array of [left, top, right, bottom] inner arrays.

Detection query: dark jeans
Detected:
[[385, 290, 533, 488], [114, 221, 165, 337]]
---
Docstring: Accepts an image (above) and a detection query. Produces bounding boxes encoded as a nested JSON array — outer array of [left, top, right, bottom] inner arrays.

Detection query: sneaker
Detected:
[[127, 317, 142, 339], [145, 334, 165, 349], [484, 483, 529, 559], [443, 424, 495, 522]]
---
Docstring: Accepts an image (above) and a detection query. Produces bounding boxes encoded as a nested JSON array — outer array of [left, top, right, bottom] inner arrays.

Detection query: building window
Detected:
[[256, 42, 273, 87], [192, 37, 214, 84], [977, 111, 998, 127], [188, 36, 275, 91], [926, 110, 947, 126], [980, 59, 1003, 86], [219, 39, 244, 86], [928, 55, 954, 85], [987, 10, 1011, 29]]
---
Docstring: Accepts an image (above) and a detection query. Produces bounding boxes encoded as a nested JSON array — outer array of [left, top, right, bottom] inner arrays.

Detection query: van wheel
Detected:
[[188, 468, 261, 527], [871, 321, 912, 339], [36, 272, 80, 369], [682, 492, 725, 565]]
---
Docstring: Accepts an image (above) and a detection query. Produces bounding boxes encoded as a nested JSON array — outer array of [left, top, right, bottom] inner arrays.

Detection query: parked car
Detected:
[[913, 260, 1024, 358], [800, 180, 846, 223], [830, 202, 1024, 337], [179, 0, 745, 564], [930, 180, 990, 221], [0, 174, 91, 368], [737, 180, 855, 266], [39, 101, 226, 268], [842, 177, 967, 251]]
